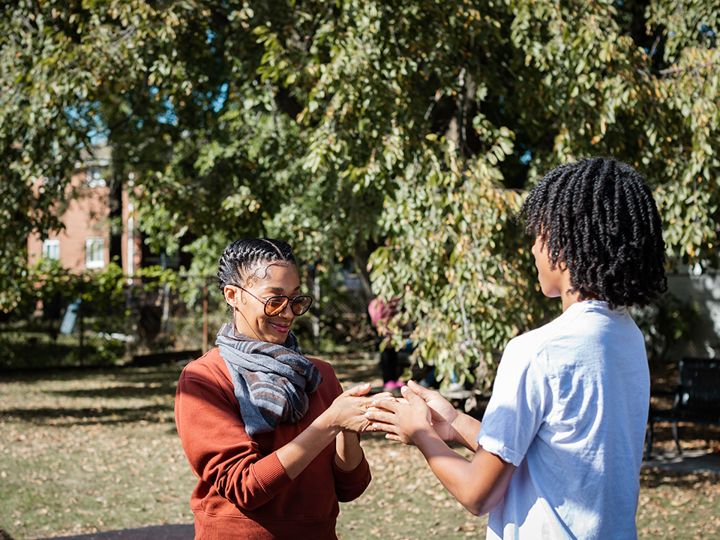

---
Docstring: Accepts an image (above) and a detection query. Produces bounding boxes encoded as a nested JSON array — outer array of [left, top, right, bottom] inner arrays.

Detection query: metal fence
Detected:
[[5, 269, 715, 371], [0, 274, 375, 370]]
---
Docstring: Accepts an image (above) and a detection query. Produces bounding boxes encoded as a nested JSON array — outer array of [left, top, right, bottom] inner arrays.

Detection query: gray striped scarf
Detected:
[[216, 323, 323, 436]]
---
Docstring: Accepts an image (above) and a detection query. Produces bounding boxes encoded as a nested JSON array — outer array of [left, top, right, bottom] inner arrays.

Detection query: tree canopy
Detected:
[[2, 0, 719, 385]]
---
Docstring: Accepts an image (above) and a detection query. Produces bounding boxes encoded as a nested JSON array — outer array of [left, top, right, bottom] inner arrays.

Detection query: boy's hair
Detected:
[[517, 157, 667, 309]]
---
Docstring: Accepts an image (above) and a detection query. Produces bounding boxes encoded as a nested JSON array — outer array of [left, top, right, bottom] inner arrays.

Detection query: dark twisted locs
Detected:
[[217, 238, 297, 303], [517, 157, 667, 309]]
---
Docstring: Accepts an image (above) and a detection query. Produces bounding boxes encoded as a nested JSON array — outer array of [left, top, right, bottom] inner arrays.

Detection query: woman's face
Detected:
[[225, 263, 302, 345]]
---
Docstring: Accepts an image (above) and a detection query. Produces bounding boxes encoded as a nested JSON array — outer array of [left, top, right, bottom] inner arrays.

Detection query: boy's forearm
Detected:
[[451, 412, 482, 451], [413, 427, 487, 515], [414, 427, 515, 517]]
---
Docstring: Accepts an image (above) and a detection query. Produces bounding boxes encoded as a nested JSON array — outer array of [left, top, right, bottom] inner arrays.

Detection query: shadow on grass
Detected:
[[0, 404, 172, 427], [648, 422, 720, 447], [640, 468, 718, 489], [1, 365, 183, 384], [0, 365, 187, 427], [324, 353, 381, 385], [48, 382, 178, 400]]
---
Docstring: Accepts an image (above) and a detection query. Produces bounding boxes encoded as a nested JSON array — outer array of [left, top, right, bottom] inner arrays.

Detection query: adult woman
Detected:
[[175, 238, 373, 539]]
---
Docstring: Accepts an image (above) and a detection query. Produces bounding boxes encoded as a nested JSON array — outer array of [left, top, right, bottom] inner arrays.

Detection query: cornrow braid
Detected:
[[517, 157, 667, 309], [217, 238, 297, 298]]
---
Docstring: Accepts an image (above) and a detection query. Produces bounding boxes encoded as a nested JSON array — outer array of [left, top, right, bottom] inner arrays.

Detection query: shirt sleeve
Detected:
[[174, 363, 293, 511], [477, 338, 550, 467]]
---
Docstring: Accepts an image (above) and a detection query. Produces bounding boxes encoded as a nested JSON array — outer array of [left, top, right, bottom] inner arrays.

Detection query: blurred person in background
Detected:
[[368, 295, 405, 390]]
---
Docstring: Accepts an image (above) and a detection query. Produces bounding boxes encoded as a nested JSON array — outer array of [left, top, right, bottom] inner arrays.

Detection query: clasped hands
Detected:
[[328, 380, 459, 445]]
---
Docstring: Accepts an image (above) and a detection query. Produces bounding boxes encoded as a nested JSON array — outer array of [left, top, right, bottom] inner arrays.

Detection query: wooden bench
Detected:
[[645, 357, 720, 458]]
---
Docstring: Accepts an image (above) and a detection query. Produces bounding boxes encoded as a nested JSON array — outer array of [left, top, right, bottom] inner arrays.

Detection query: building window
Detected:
[[85, 238, 105, 269], [42, 239, 60, 260], [87, 168, 106, 188]]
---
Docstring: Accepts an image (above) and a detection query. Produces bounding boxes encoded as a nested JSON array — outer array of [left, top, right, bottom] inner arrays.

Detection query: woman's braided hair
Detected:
[[517, 157, 667, 309], [217, 238, 297, 299]]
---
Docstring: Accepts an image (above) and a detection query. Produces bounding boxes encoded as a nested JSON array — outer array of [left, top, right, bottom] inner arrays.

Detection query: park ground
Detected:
[[1, 355, 720, 540]]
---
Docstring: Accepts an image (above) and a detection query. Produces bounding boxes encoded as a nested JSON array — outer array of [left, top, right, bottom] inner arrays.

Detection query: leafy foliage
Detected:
[[15, 259, 177, 320], [2, 0, 719, 385], [2, 259, 199, 368], [632, 292, 702, 364]]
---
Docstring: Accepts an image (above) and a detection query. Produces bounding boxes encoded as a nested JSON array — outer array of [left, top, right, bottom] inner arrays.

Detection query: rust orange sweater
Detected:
[[174, 348, 371, 539]]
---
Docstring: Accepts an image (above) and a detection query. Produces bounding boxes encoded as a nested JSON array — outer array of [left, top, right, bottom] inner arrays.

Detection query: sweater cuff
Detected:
[[332, 451, 371, 483], [254, 452, 293, 498]]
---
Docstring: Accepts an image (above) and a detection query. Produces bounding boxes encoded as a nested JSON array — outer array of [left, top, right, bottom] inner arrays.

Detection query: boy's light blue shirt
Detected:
[[478, 300, 649, 540]]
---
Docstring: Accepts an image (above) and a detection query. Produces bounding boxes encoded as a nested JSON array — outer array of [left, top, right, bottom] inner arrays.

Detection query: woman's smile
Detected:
[[270, 321, 291, 334]]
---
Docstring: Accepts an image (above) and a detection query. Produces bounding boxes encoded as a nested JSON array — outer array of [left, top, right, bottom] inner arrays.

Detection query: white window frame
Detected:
[[85, 237, 106, 269], [42, 239, 60, 260], [87, 168, 106, 188]]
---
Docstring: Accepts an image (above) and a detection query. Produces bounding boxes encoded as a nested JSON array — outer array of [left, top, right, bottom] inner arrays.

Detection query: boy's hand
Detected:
[[405, 380, 458, 442], [365, 385, 433, 445]]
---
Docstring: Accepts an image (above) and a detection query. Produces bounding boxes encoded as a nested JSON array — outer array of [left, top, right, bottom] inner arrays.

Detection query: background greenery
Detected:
[[0, 259, 379, 370], [2, 0, 720, 385]]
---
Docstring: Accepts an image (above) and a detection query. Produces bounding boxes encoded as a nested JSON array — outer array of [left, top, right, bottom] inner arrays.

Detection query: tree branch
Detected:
[[107, 69, 150, 133], [659, 61, 717, 76]]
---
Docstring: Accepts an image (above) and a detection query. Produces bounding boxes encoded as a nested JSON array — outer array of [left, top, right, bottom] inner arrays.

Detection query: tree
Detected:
[[2, 0, 719, 386]]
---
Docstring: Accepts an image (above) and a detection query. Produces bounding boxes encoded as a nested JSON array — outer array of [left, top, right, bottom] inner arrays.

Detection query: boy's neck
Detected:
[[558, 270, 584, 312], [561, 290, 583, 312]]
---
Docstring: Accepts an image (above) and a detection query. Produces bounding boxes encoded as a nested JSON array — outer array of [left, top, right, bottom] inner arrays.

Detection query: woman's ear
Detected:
[[224, 285, 239, 308]]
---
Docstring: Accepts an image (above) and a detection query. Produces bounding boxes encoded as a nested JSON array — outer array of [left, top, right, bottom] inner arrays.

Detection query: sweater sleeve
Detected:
[[332, 451, 372, 502], [175, 362, 293, 511], [326, 369, 372, 502]]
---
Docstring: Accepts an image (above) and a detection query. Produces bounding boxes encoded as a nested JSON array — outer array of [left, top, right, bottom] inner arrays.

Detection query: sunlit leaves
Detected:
[[368, 146, 548, 387], [3, 0, 720, 384]]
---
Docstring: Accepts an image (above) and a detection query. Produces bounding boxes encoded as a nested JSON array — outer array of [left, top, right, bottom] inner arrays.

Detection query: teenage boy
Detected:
[[366, 157, 667, 539]]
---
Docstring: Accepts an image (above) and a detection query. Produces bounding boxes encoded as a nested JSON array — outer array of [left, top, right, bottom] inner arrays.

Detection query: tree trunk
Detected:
[[354, 239, 381, 305], [108, 154, 124, 266]]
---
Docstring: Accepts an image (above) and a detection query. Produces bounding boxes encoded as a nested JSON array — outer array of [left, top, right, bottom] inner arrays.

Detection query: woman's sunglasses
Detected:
[[232, 284, 313, 317]]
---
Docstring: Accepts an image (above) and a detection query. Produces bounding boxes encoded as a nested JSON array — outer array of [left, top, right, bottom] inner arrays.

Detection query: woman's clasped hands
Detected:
[[363, 381, 460, 445], [325, 380, 463, 447], [322, 383, 395, 434]]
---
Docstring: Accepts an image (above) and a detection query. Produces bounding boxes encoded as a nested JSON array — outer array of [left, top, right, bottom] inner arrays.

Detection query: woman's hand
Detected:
[[331, 387, 394, 471], [323, 383, 376, 433], [279, 383, 378, 479]]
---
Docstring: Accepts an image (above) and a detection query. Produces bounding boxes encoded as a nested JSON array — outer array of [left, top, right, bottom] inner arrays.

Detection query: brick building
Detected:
[[27, 163, 143, 275]]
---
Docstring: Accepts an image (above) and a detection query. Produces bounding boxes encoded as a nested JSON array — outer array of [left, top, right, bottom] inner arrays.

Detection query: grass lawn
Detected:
[[1, 355, 719, 539]]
